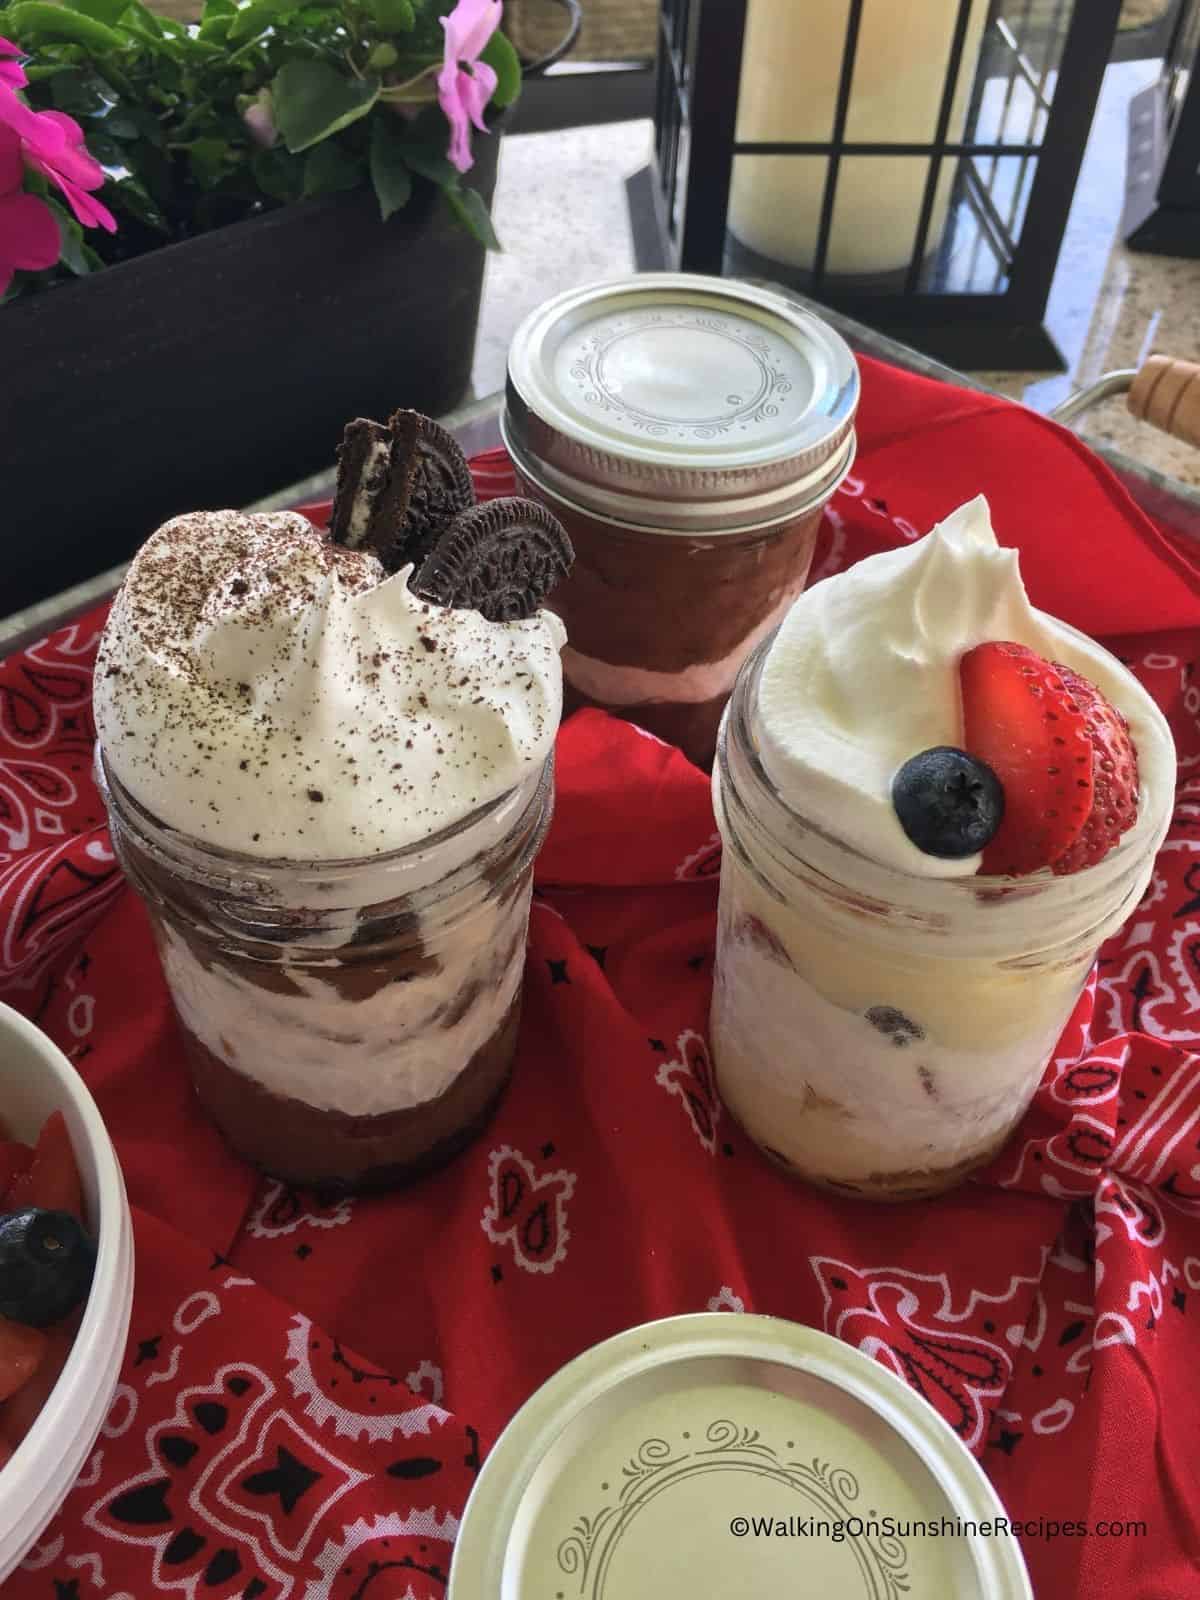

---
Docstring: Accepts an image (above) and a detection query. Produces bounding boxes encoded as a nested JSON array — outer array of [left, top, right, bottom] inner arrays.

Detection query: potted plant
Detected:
[[0, 0, 524, 612]]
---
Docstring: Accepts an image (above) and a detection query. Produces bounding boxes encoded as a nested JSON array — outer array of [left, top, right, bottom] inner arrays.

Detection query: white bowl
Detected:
[[0, 1001, 134, 1580]]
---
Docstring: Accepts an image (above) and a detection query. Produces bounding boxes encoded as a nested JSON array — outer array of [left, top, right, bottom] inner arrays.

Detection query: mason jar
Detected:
[[97, 751, 553, 1192], [502, 273, 859, 768], [710, 638, 1170, 1201]]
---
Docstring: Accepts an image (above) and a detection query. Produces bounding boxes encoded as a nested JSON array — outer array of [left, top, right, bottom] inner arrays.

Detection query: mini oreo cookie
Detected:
[[329, 410, 475, 570], [410, 497, 574, 623]]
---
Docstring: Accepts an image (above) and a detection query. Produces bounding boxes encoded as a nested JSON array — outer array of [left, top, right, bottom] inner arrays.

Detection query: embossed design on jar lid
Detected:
[[447, 1312, 1032, 1599], [503, 274, 860, 535]]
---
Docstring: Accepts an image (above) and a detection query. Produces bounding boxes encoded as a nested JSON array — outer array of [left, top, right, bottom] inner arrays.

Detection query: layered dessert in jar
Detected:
[[93, 412, 573, 1191], [502, 273, 859, 767], [710, 496, 1176, 1199]]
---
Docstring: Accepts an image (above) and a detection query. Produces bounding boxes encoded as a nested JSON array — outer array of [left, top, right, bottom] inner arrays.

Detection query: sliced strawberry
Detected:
[[5, 1111, 84, 1220], [0, 1318, 47, 1404], [1051, 663, 1139, 874], [0, 1140, 34, 1208], [961, 642, 1094, 875], [0, 1322, 71, 1448]]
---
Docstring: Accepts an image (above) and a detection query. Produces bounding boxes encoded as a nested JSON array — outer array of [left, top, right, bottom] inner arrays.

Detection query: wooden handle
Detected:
[[1127, 355, 1200, 448]]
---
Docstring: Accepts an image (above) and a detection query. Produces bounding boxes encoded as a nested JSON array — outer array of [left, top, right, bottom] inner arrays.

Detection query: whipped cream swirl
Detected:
[[94, 510, 566, 859], [757, 495, 1176, 877]]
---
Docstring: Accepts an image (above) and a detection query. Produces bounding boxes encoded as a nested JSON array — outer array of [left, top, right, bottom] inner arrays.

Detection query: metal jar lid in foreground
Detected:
[[448, 1312, 1032, 1599], [502, 273, 860, 535]]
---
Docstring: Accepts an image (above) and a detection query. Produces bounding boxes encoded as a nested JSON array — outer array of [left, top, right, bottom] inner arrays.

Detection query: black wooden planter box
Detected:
[[3, 132, 500, 615]]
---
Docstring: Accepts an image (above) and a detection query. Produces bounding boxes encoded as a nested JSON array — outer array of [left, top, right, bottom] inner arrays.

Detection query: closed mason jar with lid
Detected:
[[502, 273, 859, 767]]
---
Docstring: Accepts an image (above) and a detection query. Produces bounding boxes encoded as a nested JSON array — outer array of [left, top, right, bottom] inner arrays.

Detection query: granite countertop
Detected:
[[971, 61, 1200, 490]]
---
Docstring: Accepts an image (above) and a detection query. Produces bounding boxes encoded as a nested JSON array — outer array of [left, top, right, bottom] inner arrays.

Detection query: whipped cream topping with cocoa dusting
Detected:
[[94, 510, 566, 859]]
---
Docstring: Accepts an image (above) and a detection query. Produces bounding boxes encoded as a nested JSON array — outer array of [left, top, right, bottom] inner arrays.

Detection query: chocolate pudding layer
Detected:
[[181, 994, 522, 1191], [515, 473, 823, 765]]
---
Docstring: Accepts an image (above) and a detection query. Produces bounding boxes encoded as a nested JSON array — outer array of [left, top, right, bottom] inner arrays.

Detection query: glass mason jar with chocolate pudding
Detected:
[[91, 421, 572, 1191], [502, 274, 860, 767], [98, 754, 552, 1191]]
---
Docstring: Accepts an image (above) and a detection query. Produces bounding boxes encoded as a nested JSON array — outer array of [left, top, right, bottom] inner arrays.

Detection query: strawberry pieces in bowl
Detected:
[[0, 1109, 98, 1471], [0, 1002, 133, 1582]]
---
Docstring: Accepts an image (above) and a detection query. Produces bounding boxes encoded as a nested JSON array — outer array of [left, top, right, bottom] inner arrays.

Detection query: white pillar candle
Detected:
[[728, 0, 990, 278]]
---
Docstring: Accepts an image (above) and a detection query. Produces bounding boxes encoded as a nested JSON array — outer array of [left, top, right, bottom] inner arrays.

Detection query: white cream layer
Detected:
[[758, 496, 1177, 878], [94, 510, 566, 861], [159, 879, 531, 1117]]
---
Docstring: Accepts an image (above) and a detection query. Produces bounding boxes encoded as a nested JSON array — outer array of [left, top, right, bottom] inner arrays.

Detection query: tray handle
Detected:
[[1127, 356, 1200, 449]]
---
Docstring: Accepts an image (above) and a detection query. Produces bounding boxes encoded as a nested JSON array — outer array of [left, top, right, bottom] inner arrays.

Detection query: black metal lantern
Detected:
[[1124, 0, 1200, 255], [647, 0, 1123, 369]]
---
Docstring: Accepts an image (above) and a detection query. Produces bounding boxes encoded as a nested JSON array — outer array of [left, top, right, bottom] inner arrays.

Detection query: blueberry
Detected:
[[0, 1208, 96, 1328], [891, 746, 1004, 859]]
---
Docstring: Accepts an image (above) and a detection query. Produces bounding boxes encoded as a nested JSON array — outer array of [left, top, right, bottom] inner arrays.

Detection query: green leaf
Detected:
[[271, 60, 379, 154], [197, 12, 232, 40], [45, 198, 90, 275], [110, 173, 170, 231], [367, 41, 396, 70], [369, 111, 411, 221], [4, 3, 126, 50], [125, 141, 173, 204], [445, 182, 499, 250], [301, 138, 363, 197], [120, 0, 162, 35], [398, 138, 455, 188], [69, 0, 134, 25], [479, 28, 521, 109], [201, 0, 237, 17], [226, 2, 276, 43], [80, 127, 125, 165], [186, 134, 237, 187], [102, 107, 142, 137], [122, 103, 168, 148], [226, 0, 293, 42], [48, 68, 108, 115], [251, 143, 304, 202], [363, 0, 413, 32]]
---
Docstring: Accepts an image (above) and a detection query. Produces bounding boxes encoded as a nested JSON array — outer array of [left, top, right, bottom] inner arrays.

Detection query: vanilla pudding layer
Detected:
[[709, 860, 1088, 1193], [155, 881, 530, 1118]]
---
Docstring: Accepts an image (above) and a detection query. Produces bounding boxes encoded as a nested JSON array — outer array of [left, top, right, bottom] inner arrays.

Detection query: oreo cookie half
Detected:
[[410, 497, 574, 623], [329, 410, 475, 569]]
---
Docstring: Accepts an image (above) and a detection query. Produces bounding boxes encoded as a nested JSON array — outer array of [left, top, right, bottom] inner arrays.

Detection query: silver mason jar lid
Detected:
[[501, 272, 860, 535]]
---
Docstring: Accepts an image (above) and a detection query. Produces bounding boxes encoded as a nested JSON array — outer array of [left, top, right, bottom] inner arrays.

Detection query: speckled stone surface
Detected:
[[472, 60, 1199, 491], [970, 63, 1200, 489], [470, 119, 648, 397]]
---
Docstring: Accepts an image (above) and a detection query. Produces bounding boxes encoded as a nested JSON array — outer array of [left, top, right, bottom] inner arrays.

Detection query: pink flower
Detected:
[[0, 124, 60, 295], [0, 37, 26, 91], [0, 90, 116, 232], [242, 88, 277, 150], [437, 0, 501, 174]]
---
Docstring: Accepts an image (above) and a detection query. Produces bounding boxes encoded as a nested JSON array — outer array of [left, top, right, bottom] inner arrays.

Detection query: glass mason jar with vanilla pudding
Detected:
[[710, 499, 1176, 1200], [502, 274, 859, 767]]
